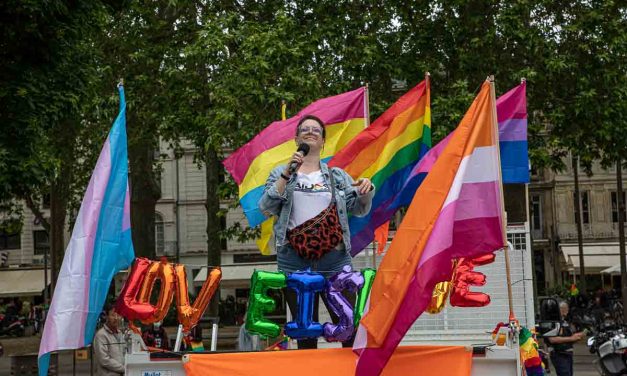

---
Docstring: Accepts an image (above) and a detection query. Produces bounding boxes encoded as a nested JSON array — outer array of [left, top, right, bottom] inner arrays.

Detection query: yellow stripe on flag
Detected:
[[256, 217, 275, 255]]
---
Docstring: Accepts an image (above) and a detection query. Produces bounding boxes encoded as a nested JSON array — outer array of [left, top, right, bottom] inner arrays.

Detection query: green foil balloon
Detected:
[[245, 270, 287, 338], [353, 268, 376, 328]]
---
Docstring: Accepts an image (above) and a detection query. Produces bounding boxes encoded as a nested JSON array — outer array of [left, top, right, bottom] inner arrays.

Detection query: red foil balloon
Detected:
[[138, 260, 176, 325], [450, 253, 495, 307], [175, 265, 222, 331], [115, 258, 155, 322]]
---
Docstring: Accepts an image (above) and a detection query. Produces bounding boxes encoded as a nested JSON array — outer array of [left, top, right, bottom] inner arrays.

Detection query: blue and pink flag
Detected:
[[353, 81, 506, 375], [38, 85, 135, 376]]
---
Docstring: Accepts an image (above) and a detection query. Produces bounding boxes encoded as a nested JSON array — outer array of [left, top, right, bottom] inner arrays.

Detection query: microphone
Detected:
[[288, 143, 310, 174]]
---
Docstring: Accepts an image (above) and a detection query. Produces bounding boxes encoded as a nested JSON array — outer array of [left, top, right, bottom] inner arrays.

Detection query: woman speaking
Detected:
[[259, 115, 375, 348]]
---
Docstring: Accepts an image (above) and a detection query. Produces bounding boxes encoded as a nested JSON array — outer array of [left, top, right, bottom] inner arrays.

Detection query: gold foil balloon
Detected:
[[426, 281, 453, 314]]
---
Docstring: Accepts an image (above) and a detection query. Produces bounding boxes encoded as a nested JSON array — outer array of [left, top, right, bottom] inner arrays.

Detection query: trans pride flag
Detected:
[[38, 85, 135, 376], [329, 79, 431, 256], [354, 81, 506, 375]]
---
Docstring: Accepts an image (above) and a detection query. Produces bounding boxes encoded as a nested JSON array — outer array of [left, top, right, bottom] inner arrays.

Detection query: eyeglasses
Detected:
[[299, 126, 323, 135]]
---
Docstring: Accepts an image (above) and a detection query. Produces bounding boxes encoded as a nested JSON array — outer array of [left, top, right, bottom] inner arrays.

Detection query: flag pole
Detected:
[[488, 76, 516, 322], [363, 83, 377, 269]]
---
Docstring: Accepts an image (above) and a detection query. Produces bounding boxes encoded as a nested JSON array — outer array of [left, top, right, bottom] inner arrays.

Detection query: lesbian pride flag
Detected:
[[38, 85, 135, 376], [354, 80, 506, 375]]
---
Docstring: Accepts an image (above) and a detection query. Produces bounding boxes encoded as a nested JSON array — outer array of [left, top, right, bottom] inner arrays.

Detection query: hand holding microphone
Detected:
[[285, 143, 310, 175]]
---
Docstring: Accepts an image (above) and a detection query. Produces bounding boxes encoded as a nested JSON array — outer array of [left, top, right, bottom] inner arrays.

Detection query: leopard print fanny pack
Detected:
[[287, 171, 343, 260]]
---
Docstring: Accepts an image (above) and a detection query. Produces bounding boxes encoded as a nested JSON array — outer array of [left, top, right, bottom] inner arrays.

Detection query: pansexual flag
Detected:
[[354, 81, 506, 376], [223, 88, 366, 254], [38, 85, 135, 376], [329, 79, 431, 256]]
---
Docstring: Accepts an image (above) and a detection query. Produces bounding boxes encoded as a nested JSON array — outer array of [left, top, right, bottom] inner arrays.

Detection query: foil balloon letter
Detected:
[[353, 268, 376, 328], [175, 265, 222, 331], [426, 282, 453, 314], [323, 265, 363, 342], [115, 258, 155, 325], [245, 271, 287, 338], [285, 270, 326, 339], [450, 253, 496, 307], [137, 259, 176, 325], [426, 260, 457, 314]]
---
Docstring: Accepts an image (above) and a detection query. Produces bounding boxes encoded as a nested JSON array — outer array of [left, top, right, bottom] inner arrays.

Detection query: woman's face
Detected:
[[296, 119, 324, 152]]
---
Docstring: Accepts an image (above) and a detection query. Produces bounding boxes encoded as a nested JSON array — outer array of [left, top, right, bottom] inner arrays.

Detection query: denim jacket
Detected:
[[258, 162, 375, 254]]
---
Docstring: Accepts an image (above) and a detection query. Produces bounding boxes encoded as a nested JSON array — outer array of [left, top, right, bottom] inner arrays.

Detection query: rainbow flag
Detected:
[[223, 88, 366, 254], [337, 81, 525, 257], [329, 79, 431, 256], [353, 81, 506, 375], [38, 85, 135, 376], [520, 327, 545, 376]]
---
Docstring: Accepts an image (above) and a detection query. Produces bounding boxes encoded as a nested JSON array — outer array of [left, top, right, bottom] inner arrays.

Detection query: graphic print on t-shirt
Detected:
[[289, 171, 332, 229]]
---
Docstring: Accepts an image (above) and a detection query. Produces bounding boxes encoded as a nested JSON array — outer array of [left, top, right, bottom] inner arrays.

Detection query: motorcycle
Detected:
[[0, 313, 25, 337], [587, 325, 627, 375]]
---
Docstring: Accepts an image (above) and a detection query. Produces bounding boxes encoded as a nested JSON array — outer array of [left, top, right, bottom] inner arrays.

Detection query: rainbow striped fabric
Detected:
[[38, 86, 135, 376], [520, 327, 545, 375], [223, 88, 366, 229], [329, 79, 431, 256], [354, 81, 506, 375]]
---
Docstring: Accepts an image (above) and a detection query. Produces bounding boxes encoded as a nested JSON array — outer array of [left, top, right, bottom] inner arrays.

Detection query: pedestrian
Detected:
[[546, 301, 584, 376], [141, 321, 170, 350], [259, 115, 375, 349], [93, 304, 125, 376]]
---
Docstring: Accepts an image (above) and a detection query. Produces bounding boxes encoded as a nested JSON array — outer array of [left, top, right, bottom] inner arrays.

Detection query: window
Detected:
[[573, 191, 590, 224], [220, 216, 227, 250], [611, 192, 627, 223], [531, 194, 543, 239], [0, 230, 21, 250], [155, 213, 165, 256], [33, 230, 49, 255]]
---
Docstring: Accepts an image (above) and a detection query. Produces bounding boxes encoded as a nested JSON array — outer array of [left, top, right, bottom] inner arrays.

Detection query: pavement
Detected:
[[0, 333, 604, 375]]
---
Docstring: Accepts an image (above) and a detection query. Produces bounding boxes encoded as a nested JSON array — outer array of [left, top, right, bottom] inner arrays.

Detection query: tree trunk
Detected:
[[205, 148, 222, 318], [129, 133, 161, 259], [616, 159, 626, 321], [572, 155, 586, 293]]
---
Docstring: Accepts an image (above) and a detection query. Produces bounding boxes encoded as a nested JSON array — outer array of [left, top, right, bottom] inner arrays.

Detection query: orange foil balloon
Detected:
[[450, 253, 495, 308], [138, 260, 176, 325], [115, 258, 155, 322], [174, 265, 222, 331]]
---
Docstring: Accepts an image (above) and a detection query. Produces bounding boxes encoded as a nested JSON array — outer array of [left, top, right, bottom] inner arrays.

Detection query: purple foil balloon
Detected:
[[323, 265, 365, 342]]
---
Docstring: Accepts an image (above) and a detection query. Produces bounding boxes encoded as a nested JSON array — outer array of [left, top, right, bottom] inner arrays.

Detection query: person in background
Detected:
[[94, 304, 125, 376], [142, 321, 170, 350], [546, 301, 584, 376]]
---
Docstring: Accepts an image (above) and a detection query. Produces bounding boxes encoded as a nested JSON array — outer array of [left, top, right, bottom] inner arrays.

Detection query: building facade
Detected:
[[530, 155, 627, 295]]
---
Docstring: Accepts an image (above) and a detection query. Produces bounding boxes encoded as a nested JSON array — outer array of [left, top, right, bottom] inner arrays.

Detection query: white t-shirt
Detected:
[[288, 170, 332, 229]]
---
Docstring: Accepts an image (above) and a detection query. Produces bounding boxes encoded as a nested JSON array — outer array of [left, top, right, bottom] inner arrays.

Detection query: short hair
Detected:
[[559, 301, 569, 309], [296, 115, 326, 139], [102, 302, 116, 315]]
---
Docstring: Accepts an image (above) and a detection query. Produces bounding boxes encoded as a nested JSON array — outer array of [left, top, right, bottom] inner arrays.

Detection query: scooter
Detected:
[[588, 327, 627, 375]]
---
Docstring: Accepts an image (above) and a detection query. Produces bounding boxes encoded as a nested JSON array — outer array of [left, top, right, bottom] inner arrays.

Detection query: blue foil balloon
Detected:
[[285, 269, 326, 339], [323, 265, 364, 342]]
